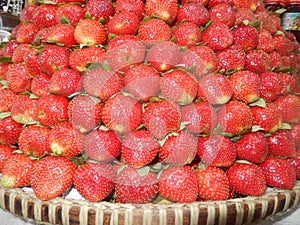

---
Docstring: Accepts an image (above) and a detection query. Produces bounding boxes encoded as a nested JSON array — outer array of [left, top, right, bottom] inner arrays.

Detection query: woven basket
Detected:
[[0, 181, 300, 225]]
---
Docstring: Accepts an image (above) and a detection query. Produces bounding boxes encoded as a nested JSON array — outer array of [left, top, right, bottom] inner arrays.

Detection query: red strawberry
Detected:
[[0, 116, 23, 145], [69, 46, 105, 72], [144, 0, 178, 25], [36, 94, 69, 127], [137, 19, 172, 45], [18, 125, 51, 157], [291, 124, 300, 150], [273, 34, 293, 56], [15, 23, 39, 44], [83, 68, 124, 101], [197, 73, 233, 105], [73, 162, 115, 202], [226, 162, 266, 196], [115, 0, 145, 20], [85, 0, 115, 24], [229, 70, 261, 104], [160, 69, 198, 105], [259, 157, 296, 189], [259, 71, 284, 102], [196, 166, 229, 200], [0, 40, 19, 58], [31, 155, 77, 200], [43, 24, 76, 48], [180, 45, 218, 78], [30, 73, 51, 97], [55, 4, 86, 25], [159, 166, 198, 203], [74, 19, 107, 46], [20, 5, 37, 23], [217, 100, 253, 136], [38, 45, 70, 76], [245, 49, 272, 74], [32, 4, 58, 28], [197, 135, 236, 167], [172, 21, 202, 48], [122, 130, 160, 168], [68, 95, 103, 133], [177, 2, 210, 27], [102, 93, 142, 134], [278, 72, 297, 95], [84, 129, 121, 163], [160, 130, 197, 165], [181, 101, 217, 134], [257, 29, 276, 53], [1, 153, 36, 188], [24, 48, 42, 78], [0, 145, 15, 172], [273, 94, 300, 124], [233, 0, 259, 11], [124, 64, 160, 102], [11, 95, 38, 125], [209, 3, 235, 27], [288, 152, 300, 179], [234, 7, 255, 25], [142, 99, 181, 140], [201, 22, 233, 51], [235, 131, 268, 164], [116, 166, 159, 204], [0, 88, 20, 113], [146, 41, 181, 72], [216, 44, 246, 73], [251, 102, 283, 133], [49, 121, 85, 157], [0, 63, 9, 80], [49, 68, 82, 97], [107, 11, 140, 36], [11, 43, 32, 64], [267, 129, 296, 159], [207, 0, 233, 8], [6, 63, 32, 93], [233, 24, 259, 52]]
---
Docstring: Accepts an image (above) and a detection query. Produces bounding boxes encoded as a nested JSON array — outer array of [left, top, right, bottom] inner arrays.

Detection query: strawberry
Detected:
[[11, 44, 32, 64], [267, 129, 296, 159], [229, 70, 261, 104], [197, 73, 233, 105], [73, 162, 115, 202], [259, 72, 284, 102], [259, 157, 296, 190], [74, 19, 107, 46], [1, 153, 36, 188], [49, 121, 85, 157], [42, 24, 76, 48], [121, 130, 160, 168], [172, 21, 202, 48], [85, 0, 115, 24], [207, 0, 233, 8], [11, 95, 38, 125], [273, 94, 300, 124], [196, 166, 229, 201], [69, 46, 105, 72], [142, 99, 181, 140], [30, 73, 51, 97], [226, 162, 266, 196], [0, 88, 20, 113], [137, 19, 172, 45], [14, 23, 39, 44], [144, 0, 178, 25], [55, 4, 86, 25], [234, 131, 268, 164], [245, 49, 272, 74], [0, 116, 23, 145], [233, 24, 259, 52], [234, 7, 255, 25], [160, 130, 198, 165], [197, 135, 236, 167], [251, 102, 283, 133], [278, 72, 297, 95], [0, 63, 9, 80], [115, 0, 145, 20], [84, 129, 121, 163], [32, 4, 58, 28], [107, 11, 140, 36], [115, 166, 159, 204], [181, 101, 217, 134], [288, 152, 300, 179], [0, 145, 15, 172], [159, 166, 198, 203], [38, 45, 70, 76], [24, 48, 42, 78], [257, 29, 276, 53], [49, 68, 82, 97], [6, 63, 32, 93], [217, 100, 253, 136], [102, 94, 142, 134], [20, 5, 37, 23], [146, 41, 182, 72], [209, 3, 235, 27], [177, 2, 210, 26], [68, 95, 103, 133], [201, 22, 233, 51], [160, 69, 198, 105], [182, 0, 209, 4], [83, 68, 124, 101], [180, 45, 218, 78], [233, 0, 259, 11], [291, 124, 300, 150], [30, 155, 77, 200], [36, 94, 69, 127], [0, 40, 19, 58], [124, 64, 160, 102], [273, 34, 293, 56], [18, 125, 51, 157], [216, 44, 246, 73]]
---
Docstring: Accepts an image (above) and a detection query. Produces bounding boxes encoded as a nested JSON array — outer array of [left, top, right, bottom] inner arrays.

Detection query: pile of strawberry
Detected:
[[0, 0, 300, 205]]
